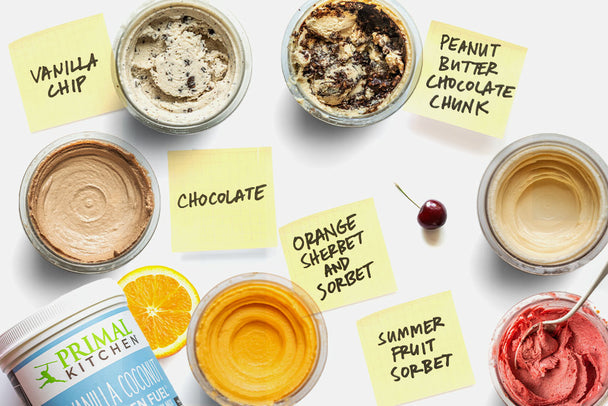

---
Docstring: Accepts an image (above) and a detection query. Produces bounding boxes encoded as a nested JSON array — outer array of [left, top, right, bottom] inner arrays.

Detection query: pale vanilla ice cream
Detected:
[[116, 1, 246, 127]]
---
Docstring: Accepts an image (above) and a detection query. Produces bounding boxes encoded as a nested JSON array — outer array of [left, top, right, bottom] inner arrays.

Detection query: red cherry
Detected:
[[394, 183, 447, 230], [417, 200, 447, 229]]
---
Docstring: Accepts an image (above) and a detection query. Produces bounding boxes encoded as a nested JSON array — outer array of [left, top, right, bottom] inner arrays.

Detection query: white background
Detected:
[[2, 0, 608, 405]]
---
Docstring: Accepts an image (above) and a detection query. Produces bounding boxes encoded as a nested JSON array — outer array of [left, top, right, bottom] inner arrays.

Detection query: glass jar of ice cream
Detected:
[[281, 0, 422, 127], [113, 0, 252, 134], [477, 134, 608, 275], [19, 132, 160, 273], [186, 272, 328, 406], [489, 292, 608, 406]]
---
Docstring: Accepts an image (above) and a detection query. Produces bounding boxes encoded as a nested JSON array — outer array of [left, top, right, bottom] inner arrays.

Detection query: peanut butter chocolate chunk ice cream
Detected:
[[288, 0, 413, 116]]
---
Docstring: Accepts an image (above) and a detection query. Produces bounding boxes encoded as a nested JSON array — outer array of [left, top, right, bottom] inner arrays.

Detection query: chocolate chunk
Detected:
[[291, 1, 409, 113], [187, 76, 196, 89]]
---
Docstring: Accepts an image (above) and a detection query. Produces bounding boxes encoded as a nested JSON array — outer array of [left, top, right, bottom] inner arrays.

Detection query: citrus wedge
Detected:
[[118, 265, 199, 358]]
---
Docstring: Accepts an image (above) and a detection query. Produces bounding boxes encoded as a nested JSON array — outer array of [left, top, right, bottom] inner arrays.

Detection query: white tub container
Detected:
[[0, 279, 181, 405]]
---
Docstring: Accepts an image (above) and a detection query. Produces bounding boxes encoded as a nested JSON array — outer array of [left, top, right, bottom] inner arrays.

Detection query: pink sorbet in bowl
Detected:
[[490, 292, 608, 406]]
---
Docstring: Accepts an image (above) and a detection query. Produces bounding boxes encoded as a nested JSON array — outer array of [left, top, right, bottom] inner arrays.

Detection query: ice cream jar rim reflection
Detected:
[[186, 272, 328, 406], [477, 133, 608, 275], [113, 0, 252, 135], [489, 291, 608, 406]]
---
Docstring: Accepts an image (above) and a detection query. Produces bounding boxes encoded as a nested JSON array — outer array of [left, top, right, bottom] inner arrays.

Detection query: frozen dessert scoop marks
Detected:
[[291, 1, 409, 113], [501, 307, 608, 405], [187, 273, 327, 406], [282, 0, 422, 126], [19, 133, 160, 273], [114, 0, 252, 134], [129, 16, 229, 104], [490, 293, 608, 406], [478, 134, 608, 274], [514, 260, 608, 369]]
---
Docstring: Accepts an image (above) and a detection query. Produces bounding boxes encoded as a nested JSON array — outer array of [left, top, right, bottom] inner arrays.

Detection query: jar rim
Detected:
[[186, 272, 328, 405], [280, 0, 423, 127], [19, 131, 160, 273], [112, 0, 253, 135], [477, 133, 608, 275], [488, 291, 608, 405]]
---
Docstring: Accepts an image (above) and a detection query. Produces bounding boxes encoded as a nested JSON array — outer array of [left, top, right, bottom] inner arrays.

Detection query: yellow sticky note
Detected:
[[168, 147, 277, 252], [405, 21, 527, 138], [8, 14, 123, 132], [357, 291, 475, 406], [279, 198, 396, 311]]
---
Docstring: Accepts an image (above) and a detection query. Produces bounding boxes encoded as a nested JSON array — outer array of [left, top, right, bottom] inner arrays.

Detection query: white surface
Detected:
[[1, 0, 608, 405]]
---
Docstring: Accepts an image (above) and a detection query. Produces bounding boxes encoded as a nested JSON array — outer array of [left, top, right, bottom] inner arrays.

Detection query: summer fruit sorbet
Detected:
[[497, 304, 608, 405]]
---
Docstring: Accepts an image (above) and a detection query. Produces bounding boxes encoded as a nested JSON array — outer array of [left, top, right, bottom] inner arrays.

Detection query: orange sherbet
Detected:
[[195, 280, 319, 405]]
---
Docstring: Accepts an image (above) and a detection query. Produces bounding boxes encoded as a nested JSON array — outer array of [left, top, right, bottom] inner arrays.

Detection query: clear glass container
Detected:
[[489, 292, 608, 405], [477, 133, 608, 275], [113, 0, 252, 135], [19, 132, 160, 273], [281, 0, 422, 127], [187, 272, 328, 406]]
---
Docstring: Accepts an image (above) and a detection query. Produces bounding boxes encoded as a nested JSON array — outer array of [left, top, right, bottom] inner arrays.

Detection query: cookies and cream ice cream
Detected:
[[487, 144, 608, 266], [115, 1, 248, 129], [496, 301, 608, 405], [27, 140, 154, 264], [287, 0, 414, 118]]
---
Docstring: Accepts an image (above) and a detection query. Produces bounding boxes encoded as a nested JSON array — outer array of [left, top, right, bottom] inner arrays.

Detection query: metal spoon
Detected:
[[514, 260, 608, 369]]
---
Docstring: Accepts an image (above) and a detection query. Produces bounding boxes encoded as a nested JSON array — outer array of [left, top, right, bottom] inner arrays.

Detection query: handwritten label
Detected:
[[405, 21, 527, 138], [279, 198, 396, 311], [168, 147, 277, 252], [357, 291, 474, 406], [8, 14, 123, 132]]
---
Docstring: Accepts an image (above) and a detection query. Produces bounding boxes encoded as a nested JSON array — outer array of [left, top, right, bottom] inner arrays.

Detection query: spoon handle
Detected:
[[548, 261, 608, 326]]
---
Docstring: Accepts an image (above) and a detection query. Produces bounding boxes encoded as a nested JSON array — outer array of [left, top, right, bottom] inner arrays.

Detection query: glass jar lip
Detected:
[[477, 133, 608, 275], [280, 0, 423, 127], [488, 291, 608, 406], [112, 0, 252, 135], [18, 131, 160, 273], [186, 272, 328, 406]]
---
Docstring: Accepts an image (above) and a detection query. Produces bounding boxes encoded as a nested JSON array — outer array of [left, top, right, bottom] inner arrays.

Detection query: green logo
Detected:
[[35, 361, 66, 389]]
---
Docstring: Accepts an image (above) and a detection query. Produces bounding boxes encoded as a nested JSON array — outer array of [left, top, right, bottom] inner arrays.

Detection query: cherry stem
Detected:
[[394, 182, 420, 209]]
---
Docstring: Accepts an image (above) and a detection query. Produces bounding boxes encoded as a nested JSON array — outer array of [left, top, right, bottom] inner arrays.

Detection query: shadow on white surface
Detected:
[[422, 228, 444, 245], [11, 237, 105, 320], [276, 91, 381, 163], [112, 110, 213, 150], [407, 114, 503, 156], [178, 380, 221, 406], [15, 236, 98, 287], [488, 393, 507, 405], [178, 247, 274, 262], [473, 237, 573, 298]]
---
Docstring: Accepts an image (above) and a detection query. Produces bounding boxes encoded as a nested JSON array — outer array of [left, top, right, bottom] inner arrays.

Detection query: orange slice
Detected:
[[118, 265, 199, 358]]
